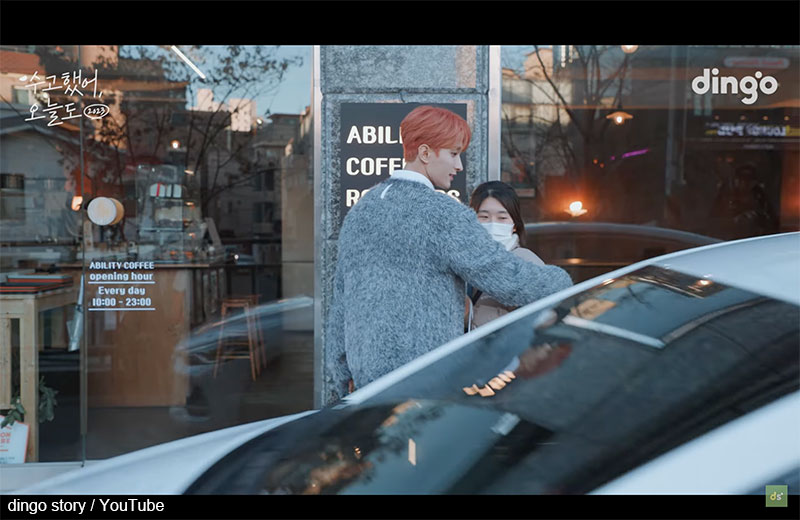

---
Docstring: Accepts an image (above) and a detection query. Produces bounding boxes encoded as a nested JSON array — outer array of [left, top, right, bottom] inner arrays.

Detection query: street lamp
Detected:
[[621, 45, 639, 54], [607, 110, 633, 125]]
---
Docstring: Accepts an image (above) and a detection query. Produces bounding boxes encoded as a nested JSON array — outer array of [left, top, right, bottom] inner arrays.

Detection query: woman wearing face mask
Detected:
[[466, 181, 545, 330]]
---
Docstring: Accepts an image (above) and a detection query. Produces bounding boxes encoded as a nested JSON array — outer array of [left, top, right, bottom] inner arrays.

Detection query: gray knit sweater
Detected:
[[324, 175, 573, 403]]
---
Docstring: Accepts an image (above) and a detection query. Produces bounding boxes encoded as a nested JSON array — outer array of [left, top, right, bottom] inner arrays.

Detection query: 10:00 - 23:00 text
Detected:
[[91, 298, 152, 307]]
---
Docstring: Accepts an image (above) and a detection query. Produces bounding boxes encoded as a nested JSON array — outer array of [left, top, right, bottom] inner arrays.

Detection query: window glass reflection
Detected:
[[0, 44, 314, 462], [501, 45, 800, 283], [194, 267, 798, 494]]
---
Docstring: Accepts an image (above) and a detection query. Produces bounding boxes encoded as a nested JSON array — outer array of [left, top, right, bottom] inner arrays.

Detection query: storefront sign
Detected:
[[0, 417, 29, 464], [339, 103, 468, 224], [87, 261, 156, 312], [723, 57, 790, 70], [704, 122, 800, 138]]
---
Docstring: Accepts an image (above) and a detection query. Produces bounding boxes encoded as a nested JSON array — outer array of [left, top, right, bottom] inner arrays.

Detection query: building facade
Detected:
[[0, 45, 797, 478]]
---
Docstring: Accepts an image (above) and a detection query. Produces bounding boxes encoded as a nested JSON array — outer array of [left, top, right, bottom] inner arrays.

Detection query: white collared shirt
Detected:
[[390, 169, 434, 190]]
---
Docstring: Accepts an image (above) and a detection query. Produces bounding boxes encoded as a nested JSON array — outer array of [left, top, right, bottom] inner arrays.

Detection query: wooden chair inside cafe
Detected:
[[213, 295, 266, 381]]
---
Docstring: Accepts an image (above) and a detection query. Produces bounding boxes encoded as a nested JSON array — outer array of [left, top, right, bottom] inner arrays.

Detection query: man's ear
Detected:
[[418, 144, 430, 163]]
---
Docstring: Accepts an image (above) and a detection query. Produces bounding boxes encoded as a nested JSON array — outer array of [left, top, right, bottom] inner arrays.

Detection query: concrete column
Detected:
[[314, 46, 491, 407]]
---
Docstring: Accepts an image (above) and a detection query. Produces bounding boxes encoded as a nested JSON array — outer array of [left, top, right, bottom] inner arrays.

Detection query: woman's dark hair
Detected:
[[469, 181, 527, 247]]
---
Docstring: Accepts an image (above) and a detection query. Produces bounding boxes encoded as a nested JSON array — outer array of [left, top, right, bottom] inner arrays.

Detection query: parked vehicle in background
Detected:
[[170, 296, 314, 423], [17, 233, 800, 495], [174, 296, 314, 375], [525, 222, 722, 283], [224, 245, 256, 265]]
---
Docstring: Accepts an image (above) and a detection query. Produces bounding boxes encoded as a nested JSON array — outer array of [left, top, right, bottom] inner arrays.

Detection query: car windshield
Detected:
[[188, 266, 800, 494]]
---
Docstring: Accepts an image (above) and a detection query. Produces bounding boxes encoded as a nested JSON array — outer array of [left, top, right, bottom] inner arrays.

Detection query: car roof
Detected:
[[16, 411, 317, 494], [591, 390, 800, 494], [653, 232, 800, 305], [345, 232, 800, 407], [525, 221, 722, 247]]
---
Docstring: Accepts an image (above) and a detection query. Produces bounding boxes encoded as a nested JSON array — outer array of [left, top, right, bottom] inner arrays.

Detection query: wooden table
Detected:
[[0, 286, 78, 462]]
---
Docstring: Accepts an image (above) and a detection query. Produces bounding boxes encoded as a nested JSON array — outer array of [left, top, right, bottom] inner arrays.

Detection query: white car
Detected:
[[16, 233, 800, 495]]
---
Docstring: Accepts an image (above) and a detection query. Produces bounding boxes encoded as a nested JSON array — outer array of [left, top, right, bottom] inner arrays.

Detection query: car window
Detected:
[[560, 265, 760, 342], [189, 267, 800, 494]]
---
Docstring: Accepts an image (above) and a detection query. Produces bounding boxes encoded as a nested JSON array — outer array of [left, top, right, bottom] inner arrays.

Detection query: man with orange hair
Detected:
[[324, 105, 572, 403]]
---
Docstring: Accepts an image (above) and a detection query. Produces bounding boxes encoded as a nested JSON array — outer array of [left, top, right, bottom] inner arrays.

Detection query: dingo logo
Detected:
[[765, 485, 788, 507], [691, 68, 778, 105]]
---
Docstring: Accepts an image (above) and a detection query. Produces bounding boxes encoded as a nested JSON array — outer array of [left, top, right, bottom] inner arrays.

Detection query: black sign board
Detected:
[[339, 102, 468, 224]]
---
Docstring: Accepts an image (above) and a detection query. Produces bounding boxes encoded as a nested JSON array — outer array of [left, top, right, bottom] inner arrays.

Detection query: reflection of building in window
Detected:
[[501, 49, 573, 193], [0, 49, 89, 245], [0, 173, 25, 221], [628, 265, 726, 299], [11, 86, 32, 105], [278, 105, 314, 305], [214, 112, 299, 241], [502, 45, 799, 243]]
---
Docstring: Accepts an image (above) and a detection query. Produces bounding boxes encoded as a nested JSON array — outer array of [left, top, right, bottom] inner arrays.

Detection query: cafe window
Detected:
[[500, 45, 800, 281], [0, 45, 313, 464]]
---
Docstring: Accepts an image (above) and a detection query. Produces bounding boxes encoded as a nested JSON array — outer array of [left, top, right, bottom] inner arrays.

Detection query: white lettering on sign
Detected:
[[691, 68, 779, 105], [89, 272, 129, 281], [89, 261, 155, 270], [98, 286, 125, 295], [346, 189, 372, 207], [710, 123, 790, 138], [88, 259, 156, 312], [346, 125, 402, 145], [436, 189, 462, 202], [345, 157, 404, 176], [20, 69, 106, 127], [345, 187, 461, 207]]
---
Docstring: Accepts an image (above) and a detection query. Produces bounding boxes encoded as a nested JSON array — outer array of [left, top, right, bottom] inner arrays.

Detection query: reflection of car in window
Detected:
[[223, 245, 255, 265], [525, 222, 722, 283], [18, 233, 800, 495]]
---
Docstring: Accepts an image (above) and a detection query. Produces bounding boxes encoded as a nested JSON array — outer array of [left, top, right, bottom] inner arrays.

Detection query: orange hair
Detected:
[[400, 106, 471, 162]]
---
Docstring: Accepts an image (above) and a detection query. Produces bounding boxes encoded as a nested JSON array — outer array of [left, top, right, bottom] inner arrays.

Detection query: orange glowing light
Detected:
[[408, 439, 417, 466], [477, 385, 496, 397], [606, 111, 633, 125], [71, 196, 83, 211], [566, 201, 588, 217], [488, 377, 506, 391], [462, 384, 480, 396]]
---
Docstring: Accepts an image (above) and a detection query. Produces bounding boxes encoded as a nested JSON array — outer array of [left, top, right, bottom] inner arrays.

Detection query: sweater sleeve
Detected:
[[323, 265, 352, 404], [437, 203, 573, 307], [513, 247, 545, 266]]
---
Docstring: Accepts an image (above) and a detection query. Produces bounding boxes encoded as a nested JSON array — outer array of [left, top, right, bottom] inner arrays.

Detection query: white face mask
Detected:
[[481, 222, 518, 251]]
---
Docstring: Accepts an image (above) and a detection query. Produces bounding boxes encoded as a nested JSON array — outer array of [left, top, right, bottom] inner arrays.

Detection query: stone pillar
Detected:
[[314, 46, 491, 407]]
